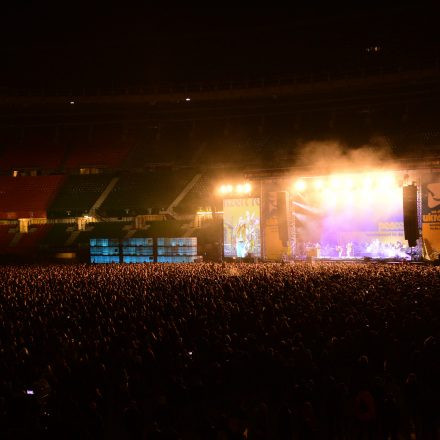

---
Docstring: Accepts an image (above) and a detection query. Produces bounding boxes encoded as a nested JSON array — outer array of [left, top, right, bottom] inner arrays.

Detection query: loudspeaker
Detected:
[[277, 191, 289, 246], [403, 184, 419, 247]]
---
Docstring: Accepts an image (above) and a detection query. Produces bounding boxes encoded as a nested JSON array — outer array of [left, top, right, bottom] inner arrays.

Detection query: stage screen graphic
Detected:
[[223, 197, 261, 258], [293, 172, 408, 259], [422, 171, 440, 260]]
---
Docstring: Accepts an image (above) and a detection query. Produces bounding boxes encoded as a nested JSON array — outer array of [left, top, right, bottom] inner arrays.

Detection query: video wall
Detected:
[[223, 197, 261, 258], [90, 237, 198, 263]]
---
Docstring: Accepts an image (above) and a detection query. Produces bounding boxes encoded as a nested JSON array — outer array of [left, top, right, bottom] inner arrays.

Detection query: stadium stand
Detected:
[[8, 224, 52, 254], [0, 175, 65, 219], [63, 125, 131, 169], [174, 174, 214, 214], [0, 128, 65, 172], [39, 223, 72, 248], [0, 225, 14, 249], [48, 174, 114, 218], [99, 169, 196, 216], [130, 219, 186, 238]]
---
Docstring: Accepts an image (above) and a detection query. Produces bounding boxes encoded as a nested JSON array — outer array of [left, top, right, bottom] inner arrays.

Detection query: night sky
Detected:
[[1, 4, 438, 91]]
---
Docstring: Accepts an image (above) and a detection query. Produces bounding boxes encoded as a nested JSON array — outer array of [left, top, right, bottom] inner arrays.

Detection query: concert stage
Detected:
[[219, 168, 436, 262]]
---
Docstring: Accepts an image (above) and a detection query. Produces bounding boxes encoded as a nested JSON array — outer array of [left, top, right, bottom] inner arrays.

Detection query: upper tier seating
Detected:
[[48, 174, 113, 218], [0, 128, 65, 171], [0, 176, 65, 219], [99, 169, 195, 216], [63, 126, 131, 169], [174, 174, 213, 214]]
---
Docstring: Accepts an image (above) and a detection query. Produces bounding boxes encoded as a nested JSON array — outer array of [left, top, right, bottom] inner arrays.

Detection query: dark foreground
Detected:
[[0, 262, 439, 439]]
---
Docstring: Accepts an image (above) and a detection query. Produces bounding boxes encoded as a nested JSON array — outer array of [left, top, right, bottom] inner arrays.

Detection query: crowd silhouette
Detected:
[[0, 262, 438, 439]]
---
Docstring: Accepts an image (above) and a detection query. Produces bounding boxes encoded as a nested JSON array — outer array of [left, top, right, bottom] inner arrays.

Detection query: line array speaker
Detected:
[[403, 184, 419, 247], [277, 191, 289, 246]]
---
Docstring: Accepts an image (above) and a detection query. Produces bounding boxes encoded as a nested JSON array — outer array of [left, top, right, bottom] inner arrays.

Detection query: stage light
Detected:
[[314, 179, 324, 190], [243, 183, 251, 193], [294, 180, 306, 192], [378, 173, 395, 188], [185, 97, 191, 102], [323, 188, 337, 206], [330, 176, 341, 189], [343, 176, 353, 189], [236, 184, 244, 193], [363, 176, 373, 189], [219, 184, 233, 195]]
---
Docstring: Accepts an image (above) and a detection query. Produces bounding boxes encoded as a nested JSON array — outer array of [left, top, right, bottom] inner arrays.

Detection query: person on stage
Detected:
[[336, 245, 343, 258], [346, 242, 353, 258], [315, 242, 321, 258]]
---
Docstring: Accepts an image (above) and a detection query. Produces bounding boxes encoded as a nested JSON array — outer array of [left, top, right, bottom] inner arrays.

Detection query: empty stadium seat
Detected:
[[99, 169, 195, 216], [48, 174, 113, 218], [0, 176, 65, 219]]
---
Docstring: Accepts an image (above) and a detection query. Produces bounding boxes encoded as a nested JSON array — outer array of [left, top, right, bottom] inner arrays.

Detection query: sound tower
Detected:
[[277, 191, 289, 246], [403, 184, 419, 247]]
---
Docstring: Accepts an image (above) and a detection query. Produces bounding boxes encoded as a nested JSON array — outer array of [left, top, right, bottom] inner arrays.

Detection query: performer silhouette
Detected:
[[315, 242, 321, 258], [346, 242, 353, 258], [336, 245, 343, 258]]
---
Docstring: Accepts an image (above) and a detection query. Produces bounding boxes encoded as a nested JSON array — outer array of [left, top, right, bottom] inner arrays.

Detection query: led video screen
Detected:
[[223, 197, 261, 258]]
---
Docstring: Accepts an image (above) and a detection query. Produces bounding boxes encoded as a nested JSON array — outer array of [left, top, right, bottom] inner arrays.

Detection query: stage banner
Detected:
[[422, 172, 440, 260], [223, 197, 261, 258]]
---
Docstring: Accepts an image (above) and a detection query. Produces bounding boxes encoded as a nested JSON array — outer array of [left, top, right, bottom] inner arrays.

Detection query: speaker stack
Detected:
[[277, 191, 289, 246], [402, 184, 419, 247]]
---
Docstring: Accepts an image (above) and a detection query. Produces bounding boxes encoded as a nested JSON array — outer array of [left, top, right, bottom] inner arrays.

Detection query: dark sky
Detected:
[[0, 3, 438, 91]]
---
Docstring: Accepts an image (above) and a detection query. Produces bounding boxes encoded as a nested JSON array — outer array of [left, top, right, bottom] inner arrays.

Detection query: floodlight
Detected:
[[378, 173, 395, 188], [363, 176, 373, 188], [330, 177, 341, 188], [294, 180, 306, 191], [314, 179, 324, 190], [343, 176, 353, 189]]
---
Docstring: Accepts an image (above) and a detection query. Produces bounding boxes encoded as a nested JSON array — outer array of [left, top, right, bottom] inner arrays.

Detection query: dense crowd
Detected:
[[0, 262, 439, 439]]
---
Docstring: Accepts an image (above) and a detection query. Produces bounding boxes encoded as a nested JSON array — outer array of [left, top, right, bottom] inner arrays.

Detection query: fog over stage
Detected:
[[292, 172, 408, 260], [219, 167, 431, 262]]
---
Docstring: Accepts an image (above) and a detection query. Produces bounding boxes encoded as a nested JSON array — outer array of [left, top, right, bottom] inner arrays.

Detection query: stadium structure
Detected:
[[1, 61, 440, 263]]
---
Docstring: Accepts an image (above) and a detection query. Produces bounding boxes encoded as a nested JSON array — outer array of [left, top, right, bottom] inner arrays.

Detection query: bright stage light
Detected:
[[219, 184, 233, 195], [294, 180, 306, 192], [323, 188, 337, 205], [236, 184, 244, 193], [314, 179, 324, 190], [378, 173, 395, 188], [243, 183, 251, 193], [330, 176, 341, 189], [343, 176, 353, 189], [363, 176, 373, 189]]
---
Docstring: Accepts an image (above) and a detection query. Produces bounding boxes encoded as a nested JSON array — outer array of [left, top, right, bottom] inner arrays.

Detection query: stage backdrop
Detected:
[[422, 171, 440, 260], [223, 197, 261, 258]]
